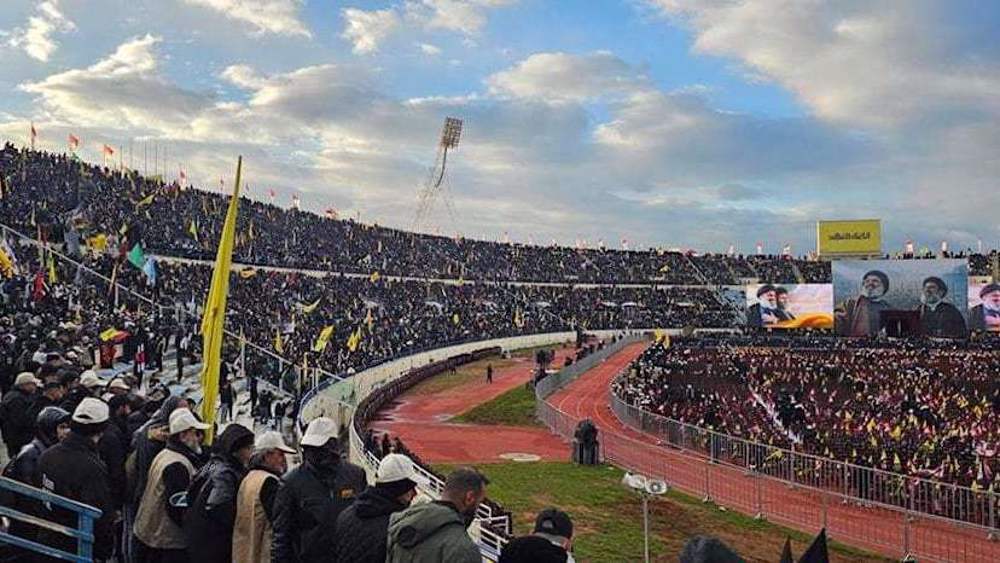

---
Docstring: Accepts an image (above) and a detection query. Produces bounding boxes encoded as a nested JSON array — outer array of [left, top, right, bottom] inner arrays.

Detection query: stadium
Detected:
[[1, 3, 999, 563]]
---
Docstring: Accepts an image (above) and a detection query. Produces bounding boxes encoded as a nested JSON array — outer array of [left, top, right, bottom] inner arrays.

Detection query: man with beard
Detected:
[[232, 431, 295, 563], [775, 287, 796, 322], [271, 416, 367, 563], [835, 270, 891, 336], [133, 408, 209, 563], [970, 283, 1000, 332], [747, 285, 786, 327], [386, 466, 489, 563], [917, 276, 967, 338]]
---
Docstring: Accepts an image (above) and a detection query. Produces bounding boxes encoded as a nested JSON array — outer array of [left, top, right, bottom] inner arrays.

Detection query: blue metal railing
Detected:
[[0, 476, 103, 562]]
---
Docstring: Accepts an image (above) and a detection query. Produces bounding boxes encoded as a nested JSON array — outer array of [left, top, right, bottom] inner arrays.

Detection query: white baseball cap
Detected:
[[255, 431, 296, 454], [169, 408, 210, 435], [108, 378, 130, 391], [300, 417, 338, 447], [72, 397, 109, 425], [376, 454, 429, 486], [14, 372, 42, 387], [79, 371, 102, 389]]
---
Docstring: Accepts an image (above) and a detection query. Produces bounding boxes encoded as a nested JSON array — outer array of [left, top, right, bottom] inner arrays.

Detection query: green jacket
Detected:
[[386, 501, 481, 563]]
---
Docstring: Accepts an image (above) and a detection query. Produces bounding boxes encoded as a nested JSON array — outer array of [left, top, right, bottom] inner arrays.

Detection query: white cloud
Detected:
[[419, 42, 442, 55], [647, 0, 1000, 129], [487, 51, 650, 103], [405, 0, 516, 35], [182, 0, 310, 37], [341, 8, 401, 54], [6, 1, 76, 62]]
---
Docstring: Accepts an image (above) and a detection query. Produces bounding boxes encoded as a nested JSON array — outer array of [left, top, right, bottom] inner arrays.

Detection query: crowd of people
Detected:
[[614, 339, 999, 492], [2, 145, 995, 289]]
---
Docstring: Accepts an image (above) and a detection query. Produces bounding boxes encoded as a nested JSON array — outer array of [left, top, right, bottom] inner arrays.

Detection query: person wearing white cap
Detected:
[[272, 417, 367, 563], [232, 431, 296, 563], [0, 372, 42, 455], [134, 408, 209, 562], [334, 453, 428, 563], [35, 398, 116, 561], [107, 377, 131, 396]]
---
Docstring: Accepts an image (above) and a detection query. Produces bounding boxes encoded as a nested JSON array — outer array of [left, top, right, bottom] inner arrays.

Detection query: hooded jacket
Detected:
[[129, 396, 186, 505], [334, 485, 410, 563], [183, 424, 255, 563], [386, 501, 481, 563]]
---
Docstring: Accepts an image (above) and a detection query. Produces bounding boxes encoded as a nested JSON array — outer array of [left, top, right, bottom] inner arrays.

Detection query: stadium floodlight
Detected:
[[440, 117, 463, 149], [413, 117, 464, 231], [621, 472, 667, 563]]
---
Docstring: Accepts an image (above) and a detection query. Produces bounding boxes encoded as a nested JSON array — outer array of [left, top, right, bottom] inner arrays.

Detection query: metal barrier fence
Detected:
[[532, 342, 1000, 562], [534, 333, 646, 400], [0, 476, 103, 562]]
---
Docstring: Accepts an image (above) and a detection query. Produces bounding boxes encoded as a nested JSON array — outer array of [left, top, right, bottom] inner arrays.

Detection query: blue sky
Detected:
[[1, 0, 999, 255]]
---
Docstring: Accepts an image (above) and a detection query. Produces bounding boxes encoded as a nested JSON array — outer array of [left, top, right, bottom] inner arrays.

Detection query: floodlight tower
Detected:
[[413, 117, 463, 231]]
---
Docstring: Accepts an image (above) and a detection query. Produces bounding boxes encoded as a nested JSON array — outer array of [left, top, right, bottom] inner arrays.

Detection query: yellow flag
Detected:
[[370, 271, 381, 283], [274, 329, 284, 354], [188, 220, 198, 242], [47, 252, 57, 284], [365, 308, 374, 331], [347, 326, 362, 352], [239, 267, 257, 279], [300, 298, 321, 314], [89, 233, 108, 251], [136, 192, 155, 208], [313, 325, 334, 352], [198, 156, 243, 445], [0, 246, 13, 279], [452, 312, 460, 325]]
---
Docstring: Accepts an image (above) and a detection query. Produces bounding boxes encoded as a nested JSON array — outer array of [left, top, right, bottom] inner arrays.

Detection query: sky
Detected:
[[1, 0, 999, 255]]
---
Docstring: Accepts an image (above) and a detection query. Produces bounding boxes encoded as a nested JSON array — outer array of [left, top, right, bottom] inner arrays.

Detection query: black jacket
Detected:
[[183, 425, 254, 563], [334, 486, 408, 563], [499, 535, 569, 563], [271, 459, 367, 563], [98, 419, 129, 511], [34, 432, 115, 561], [0, 388, 36, 454]]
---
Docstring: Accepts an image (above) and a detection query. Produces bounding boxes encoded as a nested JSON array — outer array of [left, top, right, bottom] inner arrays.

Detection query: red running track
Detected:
[[547, 342, 1000, 563], [371, 348, 572, 463]]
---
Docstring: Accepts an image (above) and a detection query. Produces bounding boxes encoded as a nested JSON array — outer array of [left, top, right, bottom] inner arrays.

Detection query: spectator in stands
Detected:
[[29, 378, 68, 424], [835, 270, 890, 336], [499, 507, 575, 563], [232, 431, 294, 563], [99, 394, 131, 514], [0, 372, 41, 456], [0, 406, 70, 558], [917, 277, 967, 338], [133, 408, 209, 563], [970, 283, 1000, 332], [35, 398, 116, 562], [271, 416, 367, 563], [183, 423, 255, 563], [386, 466, 488, 563], [335, 453, 426, 563]]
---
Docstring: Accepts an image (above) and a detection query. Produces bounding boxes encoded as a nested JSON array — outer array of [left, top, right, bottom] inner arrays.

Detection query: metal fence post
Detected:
[[703, 460, 711, 503], [821, 490, 828, 530], [989, 490, 997, 541], [903, 509, 912, 560], [754, 470, 763, 520]]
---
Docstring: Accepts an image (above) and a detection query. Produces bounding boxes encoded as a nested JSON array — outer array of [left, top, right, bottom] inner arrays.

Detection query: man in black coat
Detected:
[[0, 372, 41, 456], [0, 406, 70, 560], [183, 423, 255, 563], [271, 417, 367, 563], [335, 453, 424, 563], [917, 276, 967, 338], [499, 508, 575, 563], [970, 283, 1000, 332], [35, 398, 116, 562]]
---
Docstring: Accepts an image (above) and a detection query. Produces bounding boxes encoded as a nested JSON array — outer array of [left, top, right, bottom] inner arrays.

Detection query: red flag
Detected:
[[32, 270, 46, 301], [102, 144, 115, 156], [68, 134, 80, 150]]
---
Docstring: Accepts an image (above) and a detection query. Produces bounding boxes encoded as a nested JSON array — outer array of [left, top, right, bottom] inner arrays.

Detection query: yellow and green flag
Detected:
[[198, 156, 243, 444]]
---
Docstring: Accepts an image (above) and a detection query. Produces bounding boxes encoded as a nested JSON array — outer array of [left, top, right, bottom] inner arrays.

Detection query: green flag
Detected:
[[127, 242, 145, 269]]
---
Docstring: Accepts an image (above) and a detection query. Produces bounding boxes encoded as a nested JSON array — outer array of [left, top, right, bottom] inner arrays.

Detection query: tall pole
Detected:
[[642, 495, 650, 563]]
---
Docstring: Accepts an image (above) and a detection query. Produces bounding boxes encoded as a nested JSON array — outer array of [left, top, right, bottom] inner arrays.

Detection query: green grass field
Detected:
[[436, 461, 890, 563], [451, 383, 542, 427]]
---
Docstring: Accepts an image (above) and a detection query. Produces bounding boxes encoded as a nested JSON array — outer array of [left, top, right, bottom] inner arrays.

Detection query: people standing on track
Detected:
[[386, 466, 488, 563], [486, 363, 493, 384]]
